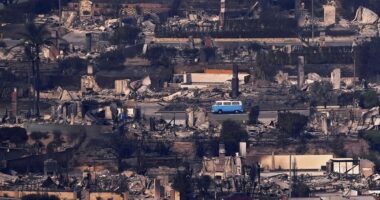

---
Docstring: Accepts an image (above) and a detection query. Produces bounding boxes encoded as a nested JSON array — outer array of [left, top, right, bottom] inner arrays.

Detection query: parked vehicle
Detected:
[[211, 100, 244, 114]]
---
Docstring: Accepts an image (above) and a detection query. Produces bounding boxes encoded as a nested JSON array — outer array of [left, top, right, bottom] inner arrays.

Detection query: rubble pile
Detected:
[[353, 6, 380, 37], [310, 106, 380, 134], [93, 170, 154, 197]]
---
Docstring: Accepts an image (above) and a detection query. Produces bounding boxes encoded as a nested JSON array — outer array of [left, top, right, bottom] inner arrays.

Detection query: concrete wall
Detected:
[[0, 190, 128, 200], [0, 190, 76, 200], [188, 73, 249, 85], [89, 192, 127, 200], [249, 154, 333, 171], [323, 5, 336, 26]]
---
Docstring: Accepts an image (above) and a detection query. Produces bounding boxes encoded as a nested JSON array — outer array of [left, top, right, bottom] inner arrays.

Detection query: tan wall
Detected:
[[258, 154, 333, 171], [323, 5, 336, 26], [0, 190, 127, 200], [0, 190, 76, 200], [189, 73, 249, 84], [170, 190, 180, 200], [89, 192, 126, 200]]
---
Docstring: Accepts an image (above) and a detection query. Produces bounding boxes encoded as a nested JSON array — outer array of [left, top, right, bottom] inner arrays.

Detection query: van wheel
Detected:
[[218, 110, 223, 114], [235, 110, 240, 114]]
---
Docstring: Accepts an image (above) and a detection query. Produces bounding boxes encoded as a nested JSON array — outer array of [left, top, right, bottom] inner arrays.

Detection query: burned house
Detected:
[[155, 104, 188, 126], [200, 144, 243, 179], [67, 0, 171, 18]]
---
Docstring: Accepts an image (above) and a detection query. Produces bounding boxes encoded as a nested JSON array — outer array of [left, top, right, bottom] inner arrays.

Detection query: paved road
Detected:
[[209, 111, 280, 122], [137, 102, 310, 123], [138, 102, 166, 117], [209, 109, 310, 122], [151, 36, 357, 47], [209, 113, 249, 121]]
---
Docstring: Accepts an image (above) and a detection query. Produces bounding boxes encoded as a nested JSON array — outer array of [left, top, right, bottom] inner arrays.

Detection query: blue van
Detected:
[[212, 101, 244, 114]]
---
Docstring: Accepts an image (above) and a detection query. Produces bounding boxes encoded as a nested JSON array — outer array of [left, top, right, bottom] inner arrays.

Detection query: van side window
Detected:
[[216, 102, 222, 105], [223, 102, 231, 105], [232, 102, 240, 105]]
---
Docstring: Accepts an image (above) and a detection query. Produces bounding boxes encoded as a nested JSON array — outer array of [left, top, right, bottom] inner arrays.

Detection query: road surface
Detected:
[[209, 109, 309, 122]]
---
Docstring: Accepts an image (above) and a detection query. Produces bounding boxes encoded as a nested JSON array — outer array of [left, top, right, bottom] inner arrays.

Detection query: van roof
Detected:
[[215, 100, 242, 103]]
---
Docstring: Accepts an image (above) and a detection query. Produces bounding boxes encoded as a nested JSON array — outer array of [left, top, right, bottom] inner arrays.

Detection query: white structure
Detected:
[[331, 68, 341, 90], [328, 158, 360, 175], [297, 56, 305, 88], [251, 154, 333, 171], [87, 64, 94, 75], [323, 4, 336, 26], [115, 79, 131, 95], [182, 73, 250, 85], [104, 106, 112, 120], [239, 142, 247, 158]]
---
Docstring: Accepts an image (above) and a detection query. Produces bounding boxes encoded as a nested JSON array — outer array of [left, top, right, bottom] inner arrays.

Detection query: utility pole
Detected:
[[59, 0, 62, 25], [289, 154, 292, 198], [354, 49, 356, 87], [311, 0, 314, 42], [352, 40, 357, 87]]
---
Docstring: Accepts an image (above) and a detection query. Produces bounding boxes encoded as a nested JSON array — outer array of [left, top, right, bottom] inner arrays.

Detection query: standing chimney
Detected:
[[239, 142, 247, 158], [219, 143, 226, 158], [85, 32, 92, 52], [231, 64, 239, 98], [220, 0, 226, 28], [297, 56, 305, 88], [87, 64, 94, 75], [11, 88, 17, 118]]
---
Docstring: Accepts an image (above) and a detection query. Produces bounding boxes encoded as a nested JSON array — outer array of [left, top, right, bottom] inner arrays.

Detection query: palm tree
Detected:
[[10, 23, 54, 117]]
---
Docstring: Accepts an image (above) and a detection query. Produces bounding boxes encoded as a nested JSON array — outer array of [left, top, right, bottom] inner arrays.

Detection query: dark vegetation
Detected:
[[220, 120, 248, 155], [0, 0, 71, 23], [30, 131, 49, 140], [338, 90, 379, 108], [360, 130, 380, 172], [172, 166, 193, 200], [96, 47, 141, 71], [277, 112, 308, 138], [110, 26, 141, 45], [58, 57, 87, 76], [0, 127, 28, 145], [309, 81, 334, 107], [146, 45, 177, 67], [330, 135, 346, 157], [254, 50, 282, 81], [356, 38, 380, 81], [361, 131, 380, 153], [196, 140, 219, 158], [248, 106, 260, 124], [195, 175, 212, 199]]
